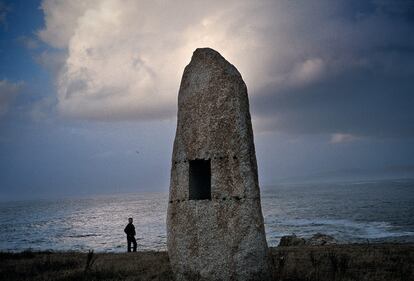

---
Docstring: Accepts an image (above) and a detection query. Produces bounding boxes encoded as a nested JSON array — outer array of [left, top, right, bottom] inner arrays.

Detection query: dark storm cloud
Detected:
[[253, 65, 414, 137], [252, 0, 414, 138], [37, 0, 414, 138]]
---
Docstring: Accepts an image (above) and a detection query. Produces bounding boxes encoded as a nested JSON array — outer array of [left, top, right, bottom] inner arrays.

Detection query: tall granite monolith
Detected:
[[167, 48, 272, 281]]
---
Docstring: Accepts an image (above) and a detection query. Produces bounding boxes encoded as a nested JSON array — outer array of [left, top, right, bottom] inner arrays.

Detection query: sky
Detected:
[[0, 0, 413, 201]]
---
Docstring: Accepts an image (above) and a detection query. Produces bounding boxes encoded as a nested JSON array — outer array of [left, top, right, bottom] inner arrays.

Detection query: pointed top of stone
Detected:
[[183, 47, 242, 80], [193, 47, 221, 57], [191, 47, 228, 64], [178, 48, 244, 105]]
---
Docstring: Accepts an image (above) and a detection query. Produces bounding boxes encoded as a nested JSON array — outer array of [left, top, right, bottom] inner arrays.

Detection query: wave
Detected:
[[265, 217, 414, 240], [66, 234, 101, 238]]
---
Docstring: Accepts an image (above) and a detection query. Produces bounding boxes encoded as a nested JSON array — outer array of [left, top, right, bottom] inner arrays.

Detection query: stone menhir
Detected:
[[167, 48, 272, 281]]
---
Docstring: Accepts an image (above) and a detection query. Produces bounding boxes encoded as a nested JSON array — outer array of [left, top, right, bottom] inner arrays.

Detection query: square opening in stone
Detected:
[[189, 159, 211, 200]]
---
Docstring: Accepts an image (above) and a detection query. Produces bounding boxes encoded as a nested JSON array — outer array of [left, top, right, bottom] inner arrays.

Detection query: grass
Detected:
[[271, 243, 414, 281], [0, 251, 173, 281], [1, 244, 413, 281]]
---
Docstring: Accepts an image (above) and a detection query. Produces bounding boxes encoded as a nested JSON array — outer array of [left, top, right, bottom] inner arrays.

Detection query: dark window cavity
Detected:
[[189, 159, 211, 200]]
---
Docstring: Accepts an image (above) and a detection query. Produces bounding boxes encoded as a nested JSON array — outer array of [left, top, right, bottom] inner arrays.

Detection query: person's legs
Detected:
[[132, 236, 137, 252], [127, 237, 132, 252]]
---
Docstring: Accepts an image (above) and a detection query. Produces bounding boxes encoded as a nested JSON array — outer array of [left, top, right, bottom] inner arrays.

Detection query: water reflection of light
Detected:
[[1, 182, 413, 252]]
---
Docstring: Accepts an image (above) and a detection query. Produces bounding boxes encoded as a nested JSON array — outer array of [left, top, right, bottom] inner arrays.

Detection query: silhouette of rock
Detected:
[[306, 233, 337, 246], [167, 48, 272, 281], [279, 234, 306, 246], [278, 233, 337, 247]]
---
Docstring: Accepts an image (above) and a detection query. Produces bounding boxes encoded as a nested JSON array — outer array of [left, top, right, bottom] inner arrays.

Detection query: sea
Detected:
[[0, 179, 413, 252]]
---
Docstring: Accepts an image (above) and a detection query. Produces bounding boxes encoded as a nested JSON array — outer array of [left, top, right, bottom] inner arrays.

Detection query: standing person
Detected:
[[124, 217, 137, 252]]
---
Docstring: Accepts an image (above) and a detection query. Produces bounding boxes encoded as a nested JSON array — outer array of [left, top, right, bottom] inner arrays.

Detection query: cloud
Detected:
[[38, 0, 414, 137], [0, 79, 23, 116], [34, 50, 67, 75], [288, 58, 326, 87], [330, 133, 359, 144]]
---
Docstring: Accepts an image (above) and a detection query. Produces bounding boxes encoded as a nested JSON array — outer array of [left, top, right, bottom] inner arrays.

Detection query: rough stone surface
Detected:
[[167, 48, 273, 281]]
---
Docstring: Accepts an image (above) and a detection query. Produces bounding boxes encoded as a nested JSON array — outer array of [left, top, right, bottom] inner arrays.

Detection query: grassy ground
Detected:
[[1, 244, 413, 281], [0, 250, 173, 281], [271, 243, 414, 281]]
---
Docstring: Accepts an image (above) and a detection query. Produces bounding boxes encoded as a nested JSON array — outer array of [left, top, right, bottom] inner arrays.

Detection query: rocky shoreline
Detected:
[[1, 242, 413, 281], [278, 233, 337, 247]]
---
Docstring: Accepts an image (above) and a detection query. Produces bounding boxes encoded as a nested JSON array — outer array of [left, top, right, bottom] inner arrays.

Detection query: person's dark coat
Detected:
[[124, 223, 136, 237]]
